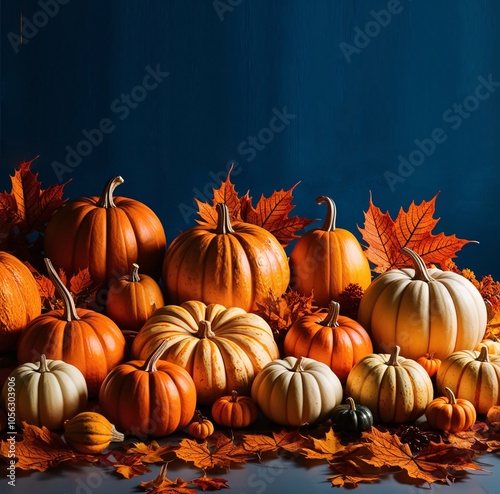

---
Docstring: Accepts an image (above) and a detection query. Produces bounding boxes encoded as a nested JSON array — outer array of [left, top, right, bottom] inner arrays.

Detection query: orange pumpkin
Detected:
[[0, 251, 41, 351], [211, 390, 258, 429], [289, 196, 371, 306], [187, 411, 214, 439], [99, 340, 197, 438], [283, 301, 373, 383], [162, 203, 289, 312], [44, 176, 166, 283], [106, 263, 165, 332], [425, 387, 476, 433], [416, 353, 442, 378], [17, 259, 126, 397]]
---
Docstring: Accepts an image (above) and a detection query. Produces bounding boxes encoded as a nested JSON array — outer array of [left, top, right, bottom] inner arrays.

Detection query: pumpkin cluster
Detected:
[[0, 174, 494, 448]]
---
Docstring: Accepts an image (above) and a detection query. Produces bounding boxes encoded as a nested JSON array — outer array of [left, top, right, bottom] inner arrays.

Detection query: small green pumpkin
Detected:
[[331, 397, 373, 434]]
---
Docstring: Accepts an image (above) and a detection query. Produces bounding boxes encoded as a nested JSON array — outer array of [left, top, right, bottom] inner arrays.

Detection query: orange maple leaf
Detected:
[[0, 422, 98, 472], [175, 432, 248, 470], [195, 167, 314, 247], [328, 459, 382, 487], [125, 440, 177, 464], [140, 463, 196, 493], [191, 475, 230, 491], [300, 427, 347, 460], [359, 193, 476, 273], [114, 459, 152, 479]]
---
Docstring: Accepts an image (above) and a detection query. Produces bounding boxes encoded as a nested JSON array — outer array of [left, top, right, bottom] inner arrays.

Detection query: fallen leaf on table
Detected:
[[114, 458, 152, 479], [126, 440, 178, 463], [140, 463, 195, 493], [328, 458, 383, 487], [0, 422, 98, 472], [300, 427, 346, 460], [190, 475, 230, 491]]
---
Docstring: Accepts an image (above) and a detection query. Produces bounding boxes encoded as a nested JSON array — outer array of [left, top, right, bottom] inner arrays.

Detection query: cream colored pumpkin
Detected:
[[130, 300, 280, 405], [345, 345, 434, 423], [436, 345, 500, 415], [250, 356, 343, 426], [358, 247, 487, 360], [1, 355, 88, 430]]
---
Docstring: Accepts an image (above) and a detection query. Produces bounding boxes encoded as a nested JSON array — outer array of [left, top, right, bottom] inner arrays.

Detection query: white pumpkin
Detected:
[[358, 247, 487, 360], [1, 354, 88, 430], [250, 356, 343, 426]]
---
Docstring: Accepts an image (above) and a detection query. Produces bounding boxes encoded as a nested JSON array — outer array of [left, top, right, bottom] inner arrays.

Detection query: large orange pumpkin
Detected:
[[17, 259, 126, 397], [131, 300, 280, 405], [106, 263, 165, 332], [162, 203, 289, 312], [44, 176, 166, 283], [289, 196, 371, 306], [283, 301, 373, 383], [0, 251, 41, 351], [99, 340, 197, 438]]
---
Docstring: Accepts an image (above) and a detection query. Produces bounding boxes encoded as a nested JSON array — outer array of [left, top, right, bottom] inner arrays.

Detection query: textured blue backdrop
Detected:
[[1, 0, 499, 278]]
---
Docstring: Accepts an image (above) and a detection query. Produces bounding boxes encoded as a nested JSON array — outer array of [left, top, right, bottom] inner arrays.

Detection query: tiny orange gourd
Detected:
[[425, 387, 476, 433], [416, 353, 442, 378], [211, 390, 258, 429], [64, 412, 125, 454], [187, 411, 214, 440]]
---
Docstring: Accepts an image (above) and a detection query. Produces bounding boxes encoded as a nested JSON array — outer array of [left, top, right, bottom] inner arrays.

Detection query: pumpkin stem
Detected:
[[444, 387, 457, 405], [130, 263, 140, 282], [215, 203, 235, 234], [387, 345, 401, 366], [230, 390, 239, 403], [194, 410, 205, 424], [44, 258, 80, 322], [316, 196, 337, 232], [110, 424, 125, 443], [321, 301, 340, 327], [292, 356, 305, 372], [96, 176, 124, 208], [143, 340, 170, 372], [38, 354, 49, 373], [400, 247, 433, 282], [197, 320, 216, 339], [346, 397, 356, 411], [476, 345, 490, 363]]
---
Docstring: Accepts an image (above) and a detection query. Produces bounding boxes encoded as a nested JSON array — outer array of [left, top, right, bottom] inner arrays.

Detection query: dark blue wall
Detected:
[[1, 0, 499, 278]]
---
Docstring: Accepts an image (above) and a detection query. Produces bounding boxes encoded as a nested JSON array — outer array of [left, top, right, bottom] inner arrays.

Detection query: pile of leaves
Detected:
[[3, 417, 500, 490]]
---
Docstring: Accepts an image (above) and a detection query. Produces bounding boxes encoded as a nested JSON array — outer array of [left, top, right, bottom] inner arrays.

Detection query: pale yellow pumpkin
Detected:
[[1, 355, 88, 430], [358, 247, 487, 360], [436, 345, 500, 415], [345, 345, 434, 423], [131, 300, 280, 405], [250, 356, 343, 427]]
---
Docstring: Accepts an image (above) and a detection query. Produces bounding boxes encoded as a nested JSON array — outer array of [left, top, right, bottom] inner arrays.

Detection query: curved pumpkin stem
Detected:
[[129, 263, 141, 282], [444, 387, 457, 405], [193, 410, 205, 424], [316, 196, 336, 232], [476, 345, 490, 363], [44, 258, 80, 322], [292, 356, 305, 372], [387, 345, 401, 366], [230, 390, 239, 403], [110, 424, 125, 442], [143, 340, 170, 372], [215, 203, 235, 234], [96, 176, 124, 208], [346, 396, 356, 411], [321, 301, 340, 327], [400, 247, 433, 282], [197, 320, 216, 339], [38, 354, 49, 373]]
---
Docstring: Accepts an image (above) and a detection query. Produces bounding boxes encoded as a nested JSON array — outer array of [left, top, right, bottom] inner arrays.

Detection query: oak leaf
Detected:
[[0, 422, 98, 472], [359, 193, 476, 273], [195, 166, 314, 246]]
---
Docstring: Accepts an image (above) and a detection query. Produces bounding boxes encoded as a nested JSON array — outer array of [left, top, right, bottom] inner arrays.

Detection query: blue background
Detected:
[[1, 0, 499, 278]]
